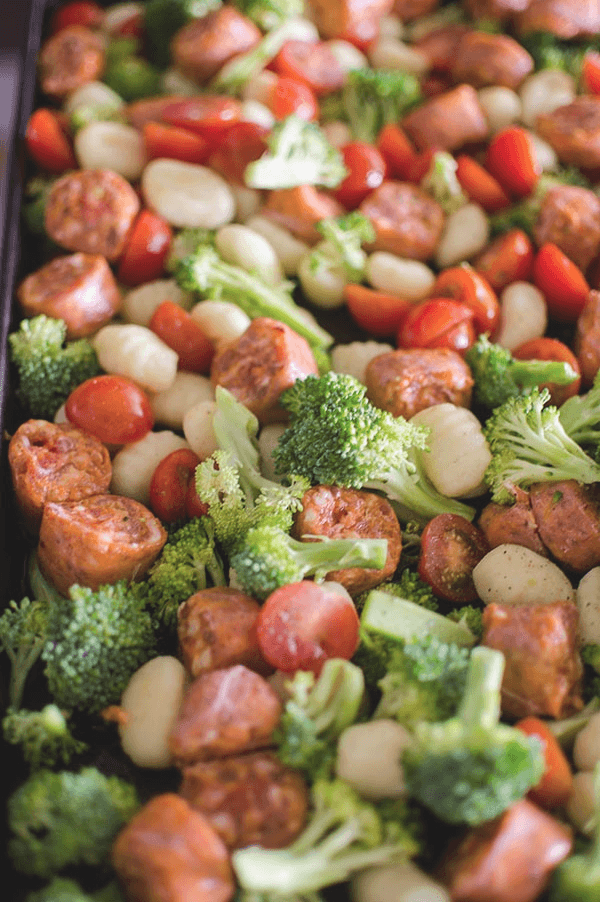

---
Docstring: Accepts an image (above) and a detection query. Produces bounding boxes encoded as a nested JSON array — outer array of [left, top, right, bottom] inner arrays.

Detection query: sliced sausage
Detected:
[[307, 0, 395, 42], [575, 288, 600, 385], [450, 32, 534, 91], [179, 751, 309, 850], [112, 793, 234, 902], [478, 493, 548, 558], [45, 169, 140, 262], [8, 420, 111, 534], [529, 480, 600, 573], [515, 0, 600, 38], [17, 253, 122, 340], [436, 798, 573, 902], [125, 95, 187, 130], [464, 0, 532, 19], [178, 587, 269, 678], [392, 0, 440, 19], [171, 7, 261, 85], [533, 185, 600, 272], [536, 97, 600, 170], [39, 25, 105, 100], [414, 25, 473, 75], [359, 182, 445, 261], [365, 347, 474, 419], [402, 84, 489, 152], [292, 485, 402, 595], [481, 601, 584, 719], [210, 317, 318, 424], [168, 665, 283, 765], [262, 185, 345, 245], [37, 494, 167, 596]]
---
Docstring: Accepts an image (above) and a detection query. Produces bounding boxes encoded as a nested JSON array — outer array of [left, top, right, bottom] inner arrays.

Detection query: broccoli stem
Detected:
[[458, 646, 503, 731], [9, 638, 47, 712], [291, 536, 388, 574], [559, 372, 600, 447], [510, 358, 579, 389]]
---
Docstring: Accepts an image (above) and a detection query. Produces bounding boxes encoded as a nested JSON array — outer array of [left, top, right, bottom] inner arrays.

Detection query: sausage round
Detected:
[[8, 420, 111, 534], [263, 185, 345, 245], [402, 84, 489, 152], [308, 0, 395, 42], [39, 25, 105, 100], [529, 480, 600, 573], [37, 494, 167, 596], [45, 169, 140, 262], [515, 0, 600, 38], [17, 253, 122, 340], [575, 288, 600, 385], [536, 97, 600, 170], [359, 182, 445, 261], [450, 32, 534, 90], [534, 185, 600, 272], [478, 495, 549, 558], [171, 6, 261, 84], [414, 25, 472, 74]]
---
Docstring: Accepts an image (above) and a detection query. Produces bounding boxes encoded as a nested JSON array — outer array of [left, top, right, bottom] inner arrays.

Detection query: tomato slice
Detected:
[[455, 155, 511, 213], [160, 96, 242, 143], [433, 266, 501, 336], [376, 124, 416, 180], [418, 514, 490, 604], [65, 375, 154, 445], [344, 284, 412, 337], [270, 77, 319, 121], [50, 0, 103, 32], [208, 121, 269, 185], [256, 581, 360, 675], [332, 141, 386, 209], [117, 210, 173, 287], [512, 337, 582, 406], [25, 108, 77, 174], [485, 126, 541, 198], [398, 298, 476, 353], [149, 301, 215, 373], [271, 40, 346, 97], [149, 449, 201, 523], [583, 51, 600, 94], [472, 229, 535, 293], [533, 243, 590, 323], [143, 121, 211, 165]]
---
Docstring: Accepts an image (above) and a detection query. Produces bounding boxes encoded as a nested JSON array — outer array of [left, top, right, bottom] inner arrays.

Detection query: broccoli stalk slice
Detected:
[[0, 598, 50, 710], [549, 763, 600, 899], [559, 369, 600, 448]]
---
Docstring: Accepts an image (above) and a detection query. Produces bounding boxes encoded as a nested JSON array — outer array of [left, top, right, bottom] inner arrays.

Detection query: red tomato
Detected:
[[472, 229, 535, 293], [398, 298, 476, 353], [533, 243, 590, 323], [185, 476, 209, 520], [405, 148, 439, 184], [208, 121, 269, 185], [25, 109, 76, 174], [343, 283, 412, 337], [142, 121, 211, 165], [433, 266, 501, 335], [485, 126, 541, 198], [149, 449, 201, 523], [418, 513, 490, 603], [149, 301, 215, 373], [256, 580, 360, 674], [117, 210, 173, 287], [455, 155, 511, 213], [50, 0, 103, 32], [515, 717, 574, 809], [583, 51, 600, 94], [332, 141, 386, 209], [512, 337, 582, 406], [65, 375, 154, 445], [160, 96, 242, 143], [269, 77, 319, 121], [376, 124, 416, 180], [271, 40, 346, 97]]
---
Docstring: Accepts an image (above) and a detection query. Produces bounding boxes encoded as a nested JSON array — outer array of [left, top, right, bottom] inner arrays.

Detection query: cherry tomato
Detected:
[[208, 121, 269, 185], [533, 243, 590, 323], [117, 210, 173, 287], [271, 40, 346, 97], [185, 476, 209, 520], [376, 124, 416, 180], [515, 717, 574, 809], [472, 229, 535, 293], [332, 141, 386, 209], [405, 148, 439, 184], [398, 298, 477, 353], [418, 513, 490, 603], [160, 96, 242, 143], [25, 109, 76, 173], [512, 337, 582, 406], [485, 126, 541, 198], [142, 121, 211, 165], [583, 51, 600, 94], [256, 580, 360, 675], [50, 0, 103, 32], [65, 375, 154, 445], [269, 77, 319, 121], [455, 155, 511, 213], [149, 301, 215, 373], [149, 449, 201, 523], [344, 283, 412, 337], [433, 266, 501, 335]]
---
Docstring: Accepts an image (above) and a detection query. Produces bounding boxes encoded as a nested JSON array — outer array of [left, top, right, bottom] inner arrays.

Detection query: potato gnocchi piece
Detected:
[[577, 567, 600, 646], [331, 341, 394, 385], [495, 282, 547, 351], [183, 400, 219, 461], [215, 223, 283, 286], [297, 243, 347, 309], [257, 423, 287, 483], [245, 214, 310, 277], [92, 324, 179, 393], [121, 279, 193, 327], [141, 159, 236, 229], [351, 861, 451, 902], [573, 711, 600, 773], [150, 373, 215, 432], [74, 121, 146, 181], [435, 203, 489, 269], [335, 720, 413, 800], [366, 252, 434, 301], [565, 770, 595, 836], [190, 300, 251, 346], [472, 544, 575, 606], [111, 430, 190, 506]]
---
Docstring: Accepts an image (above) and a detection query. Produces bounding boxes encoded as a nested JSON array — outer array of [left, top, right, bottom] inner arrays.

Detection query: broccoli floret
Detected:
[[144, 0, 222, 69], [483, 388, 600, 504], [466, 333, 579, 410], [0, 596, 50, 710], [25, 878, 125, 902], [446, 605, 484, 640], [8, 767, 139, 879], [273, 372, 476, 522], [308, 212, 375, 283], [275, 658, 365, 779], [166, 226, 216, 272], [103, 56, 161, 102], [22, 176, 56, 235], [41, 581, 156, 713], [519, 31, 595, 78], [338, 68, 421, 144], [421, 151, 468, 214], [489, 170, 592, 236], [386, 570, 439, 612], [402, 646, 545, 825], [3, 704, 87, 770], [549, 762, 600, 900], [582, 644, 600, 674], [230, 0, 303, 30], [9, 315, 102, 420], [232, 777, 421, 896], [559, 369, 600, 452]]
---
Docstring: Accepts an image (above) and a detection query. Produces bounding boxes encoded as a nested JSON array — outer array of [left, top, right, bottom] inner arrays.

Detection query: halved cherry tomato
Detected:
[[512, 337, 582, 406], [160, 96, 242, 143], [398, 298, 476, 353], [65, 375, 154, 445], [208, 121, 269, 185], [515, 716, 574, 809], [583, 51, 600, 94], [472, 229, 535, 293], [271, 40, 346, 97], [256, 580, 360, 674], [269, 76, 319, 121], [50, 0, 103, 32], [185, 476, 209, 520], [25, 108, 77, 173], [405, 148, 439, 184], [343, 284, 412, 337], [376, 124, 416, 180], [149, 449, 202, 523], [533, 243, 590, 323], [142, 121, 211, 165], [149, 301, 215, 373], [332, 141, 386, 209], [433, 266, 501, 335], [418, 513, 490, 603], [485, 126, 541, 198], [117, 210, 173, 287], [455, 155, 511, 213]]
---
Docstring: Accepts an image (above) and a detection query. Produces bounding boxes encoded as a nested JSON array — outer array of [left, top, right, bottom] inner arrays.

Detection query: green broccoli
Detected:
[[402, 646, 545, 825], [519, 31, 596, 79], [230, 0, 303, 30], [337, 68, 421, 144], [421, 151, 468, 214], [232, 778, 421, 896], [483, 388, 600, 504], [41, 581, 156, 713], [274, 658, 365, 779], [0, 596, 50, 709], [489, 170, 592, 236], [103, 56, 162, 102], [549, 762, 600, 900], [3, 704, 87, 770], [446, 604, 484, 640], [466, 333, 579, 410], [582, 644, 600, 674], [9, 315, 102, 420], [144, 0, 222, 69], [69, 103, 127, 133], [559, 368, 600, 452], [166, 226, 216, 272], [308, 212, 376, 283], [272, 372, 476, 522], [22, 176, 55, 235], [8, 767, 139, 879], [25, 877, 125, 902]]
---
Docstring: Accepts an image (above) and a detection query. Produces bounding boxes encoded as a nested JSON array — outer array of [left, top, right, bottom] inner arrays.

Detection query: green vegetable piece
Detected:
[[104, 57, 162, 102], [559, 368, 600, 451], [0, 597, 50, 710], [3, 704, 87, 770], [339, 68, 421, 144], [549, 762, 600, 900], [311, 212, 375, 282], [421, 151, 467, 214], [144, 0, 222, 69], [230, 0, 303, 30]]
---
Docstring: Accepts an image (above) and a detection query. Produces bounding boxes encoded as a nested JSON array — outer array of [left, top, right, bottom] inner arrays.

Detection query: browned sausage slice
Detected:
[[171, 7, 261, 84], [8, 420, 111, 533], [414, 25, 473, 74], [263, 185, 345, 245], [359, 181, 445, 261], [169, 665, 283, 765], [210, 317, 318, 424], [179, 751, 309, 850], [17, 253, 122, 340], [536, 97, 600, 170], [534, 185, 600, 272], [365, 347, 474, 419], [307, 0, 394, 42], [402, 84, 489, 152], [575, 288, 600, 385], [292, 485, 401, 595], [450, 32, 534, 90], [530, 480, 600, 573], [112, 794, 234, 902], [478, 494, 548, 558], [37, 494, 167, 596], [45, 169, 140, 262], [516, 0, 600, 38], [482, 601, 584, 719], [39, 25, 105, 100]]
